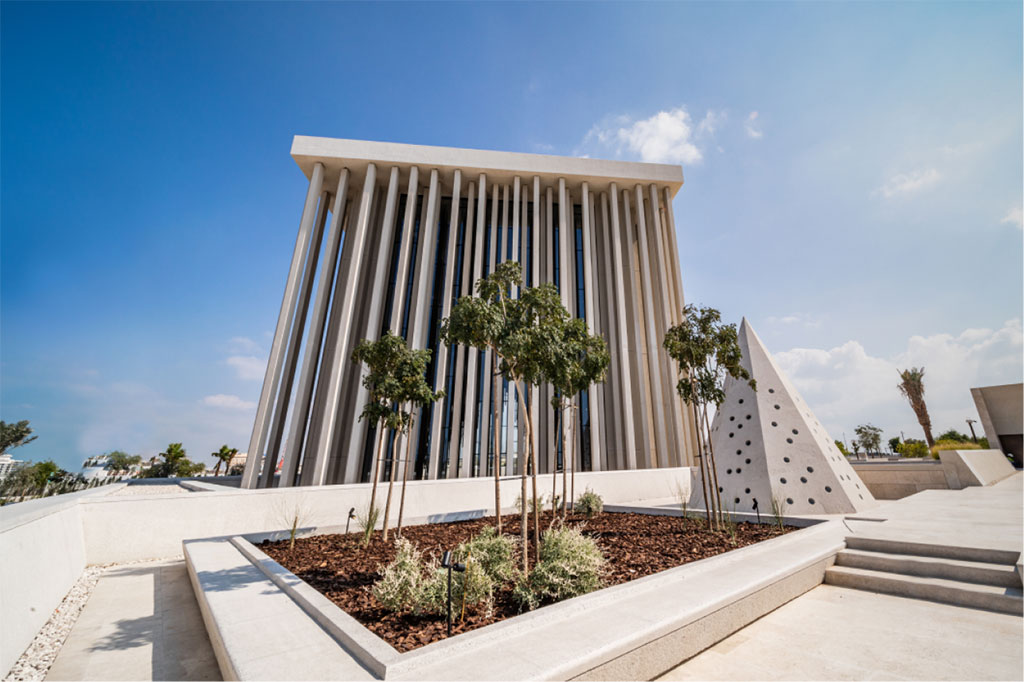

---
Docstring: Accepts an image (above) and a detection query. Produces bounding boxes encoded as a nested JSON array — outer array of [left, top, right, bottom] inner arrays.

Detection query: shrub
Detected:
[[356, 504, 381, 547], [513, 525, 605, 610], [897, 439, 930, 458], [372, 538, 425, 613], [930, 440, 981, 457], [420, 555, 493, 617], [574, 488, 603, 518], [456, 526, 516, 583]]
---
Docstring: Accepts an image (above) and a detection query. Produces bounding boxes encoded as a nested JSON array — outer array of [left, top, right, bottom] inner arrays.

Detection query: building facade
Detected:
[[242, 137, 697, 489]]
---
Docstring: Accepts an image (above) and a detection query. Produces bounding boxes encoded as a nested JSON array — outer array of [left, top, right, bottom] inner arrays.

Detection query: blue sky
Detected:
[[2, 2, 1021, 471]]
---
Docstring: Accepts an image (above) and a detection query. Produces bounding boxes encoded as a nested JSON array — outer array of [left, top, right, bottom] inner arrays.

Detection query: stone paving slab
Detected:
[[45, 559, 219, 681], [659, 585, 1024, 681]]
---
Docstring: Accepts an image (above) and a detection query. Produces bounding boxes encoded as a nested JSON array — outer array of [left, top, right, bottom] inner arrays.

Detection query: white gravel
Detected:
[[4, 556, 182, 682]]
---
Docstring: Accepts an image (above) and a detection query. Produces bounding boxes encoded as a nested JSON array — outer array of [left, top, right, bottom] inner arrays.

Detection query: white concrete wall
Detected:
[[0, 486, 120, 675], [938, 449, 1016, 489], [81, 468, 692, 565]]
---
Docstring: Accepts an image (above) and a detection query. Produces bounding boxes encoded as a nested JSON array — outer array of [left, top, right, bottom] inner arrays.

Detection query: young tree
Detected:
[[853, 424, 883, 456], [0, 420, 37, 455], [351, 332, 442, 542], [211, 446, 238, 476], [664, 305, 754, 531], [898, 367, 934, 447], [543, 318, 609, 520], [105, 451, 142, 477], [442, 262, 568, 569]]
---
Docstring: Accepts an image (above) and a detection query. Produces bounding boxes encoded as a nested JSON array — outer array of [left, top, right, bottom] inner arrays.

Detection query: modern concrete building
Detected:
[[971, 383, 1023, 467], [242, 136, 698, 488]]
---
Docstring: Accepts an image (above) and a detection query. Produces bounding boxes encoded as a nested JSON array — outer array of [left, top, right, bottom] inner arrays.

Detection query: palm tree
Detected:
[[897, 367, 934, 447], [211, 445, 237, 476]]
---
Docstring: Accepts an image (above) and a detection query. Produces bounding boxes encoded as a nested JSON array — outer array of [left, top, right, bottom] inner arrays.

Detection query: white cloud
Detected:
[[227, 355, 265, 381], [744, 111, 763, 139], [229, 336, 262, 354], [773, 319, 1023, 443], [202, 394, 257, 410], [1000, 206, 1022, 229], [580, 106, 725, 165], [875, 167, 941, 198], [765, 313, 821, 329]]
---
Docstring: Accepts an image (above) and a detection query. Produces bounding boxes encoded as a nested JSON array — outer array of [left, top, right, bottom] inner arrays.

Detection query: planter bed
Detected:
[[259, 510, 790, 653]]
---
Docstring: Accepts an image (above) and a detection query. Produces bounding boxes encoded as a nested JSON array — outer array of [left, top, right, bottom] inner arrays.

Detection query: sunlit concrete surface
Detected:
[[45, 559, 219, 681], [659, 585, 1024, 681]]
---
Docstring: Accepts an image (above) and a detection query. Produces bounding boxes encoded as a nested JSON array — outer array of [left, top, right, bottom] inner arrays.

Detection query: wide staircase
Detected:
[[825, 535, 1023, 615]]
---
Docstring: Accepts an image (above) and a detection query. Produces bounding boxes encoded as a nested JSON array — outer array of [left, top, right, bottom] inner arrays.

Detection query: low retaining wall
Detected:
[[851, 460, 948, 500], [938, 449, 1016, 488]]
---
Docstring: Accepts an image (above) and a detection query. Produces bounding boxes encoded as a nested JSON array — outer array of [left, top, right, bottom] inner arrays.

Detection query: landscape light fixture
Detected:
[[345, 507, 356, 535], [440, 550, 465, 637], [751, 498, 760, 524]]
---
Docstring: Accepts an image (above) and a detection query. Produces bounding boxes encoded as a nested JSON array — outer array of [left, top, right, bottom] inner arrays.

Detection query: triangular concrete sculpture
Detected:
[[689, 319, 876, 516]]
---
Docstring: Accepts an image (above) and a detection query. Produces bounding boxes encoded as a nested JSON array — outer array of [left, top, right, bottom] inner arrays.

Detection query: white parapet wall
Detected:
[[937, 449, 1017, 489], [1, 468, 689, 676]]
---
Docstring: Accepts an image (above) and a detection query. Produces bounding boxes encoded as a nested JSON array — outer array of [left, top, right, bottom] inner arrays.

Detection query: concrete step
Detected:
[[844, 535, 1021, 565], [835, 549, 1022, 588], [825, 565, 1024, 615]]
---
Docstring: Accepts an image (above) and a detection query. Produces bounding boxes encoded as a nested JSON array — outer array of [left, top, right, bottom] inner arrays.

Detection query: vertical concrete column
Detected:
[[428, 170, 462, 479], [544, 185, 556, 474], [478, 184, 499, 475], [622, 189, 655, 467], [458, 174, 488, 477], [303, 164, 378, 486], [557, 178, 571, 309], [597, 191, 622, 470], [242, 162, 324, 488], [448, 180, 476, 479], [507, 177, 522, 475], [607, 185, 638, 470], [327, 167, 401, 485], [633, 185, 670, 469], [279, 169, 351, 487], [649, 184, 687, 468], [259, 189, 331, 487], [580, 182, 603, 472], [390, 167, 420, 334], [530, 176, 541, 474], [662, 186, 698, 463]]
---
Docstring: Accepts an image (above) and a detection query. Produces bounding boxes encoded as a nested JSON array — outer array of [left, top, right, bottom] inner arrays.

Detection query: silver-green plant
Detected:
[[514, 525, 605, 610], [574, 488, 603, 518], [420, 555, 494, 618], [770, 496, 788, 532], [372, 538, 425, 613], [456, 526, 516, 583], [357, 504, 381, 548]]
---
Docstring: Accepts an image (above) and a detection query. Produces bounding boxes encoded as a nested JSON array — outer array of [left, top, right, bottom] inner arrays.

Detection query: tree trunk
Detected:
[[381, 430, 399, 542], [561, 404, 570, 518], [570, 405, 576, 517], [514, 381, 539, 554], [396, 417, 416, 535], [551, 404, 560, 523], [368, 424, 386, 518], [702, 404, 724, 528], [690, 399, 713, 530], [493, 367, 503, 535]]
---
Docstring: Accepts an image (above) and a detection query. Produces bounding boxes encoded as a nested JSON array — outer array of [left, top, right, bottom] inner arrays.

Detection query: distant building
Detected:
[[0, 454, 25, 481], [971, 383, 1023, 467]]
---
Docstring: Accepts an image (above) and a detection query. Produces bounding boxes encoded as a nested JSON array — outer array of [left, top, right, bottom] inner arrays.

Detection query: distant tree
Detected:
[[28, 460, 59, 489], [854, 424, 883, 456], [105, 451, 142, 476], [142, 443, 205, 478], [888, 437, 902, 454], [851, 440, 861, 457], [897, 438, 929, 458], [211, 445, 238, 476], [0, 420, 37, 455], [936, 428, 970, 443], [834, 440, 850, 457], [664, 304, 754, 531], [897, 368, 934, 447]]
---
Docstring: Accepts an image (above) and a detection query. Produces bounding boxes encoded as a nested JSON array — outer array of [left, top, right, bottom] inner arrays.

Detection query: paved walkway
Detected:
[[659, 585, 1023, 680], [46, 559, 219, 681]]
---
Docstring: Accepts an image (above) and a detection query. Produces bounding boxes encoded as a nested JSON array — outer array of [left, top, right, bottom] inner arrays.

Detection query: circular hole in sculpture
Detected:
[[730, 416, 735, 421], [792, 429, 799, 435], [825, 486, 832, 493], [807, 466, 814, 473], [727, 469, 733, 474], [808, 498, 815, 505], [783, 456, 790, 463], [736, 450, 742, 455], [786, 497, 794, 505], [745, 440, 751, 446], [800, 477, 807, 483], [786, 438, 793, 444], [768, 388, 775, 393], [734, 498, 740, 504], [745, 488, 751, 494], [745, 458, 751, 464], [771, 421, 778, 427], [780, 477, 787, 484], [774, 404, 781, 410]]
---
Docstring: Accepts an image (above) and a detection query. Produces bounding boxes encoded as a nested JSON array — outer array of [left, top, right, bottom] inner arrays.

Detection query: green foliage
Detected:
[[663, 304, 754, 408], [211, 445, 238, 476], [888, 437, 902, 453], [770, 496, 788, 531], [834, 440, 850, 456], [30, 460, 58, 488], [853, 424, 883, 454], [897, 367, 934, 446], [420, 556, 494, 618], [574, 488, 603, 518], [930, 440, 981, 456], [456, 526, 516, 583], [513, 525, 605, 610], [897, 439, 929, 458], [104, 451, 142, 474], [372, 538, 425, 613], [141, 443, 206, 478], [937, 429, 970, 442], [0, 420, 37, 455], [352, 331, 443, 437]]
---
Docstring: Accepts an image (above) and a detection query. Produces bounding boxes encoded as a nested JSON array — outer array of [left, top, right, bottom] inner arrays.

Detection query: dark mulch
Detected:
[[260, 511, 790, 653]]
